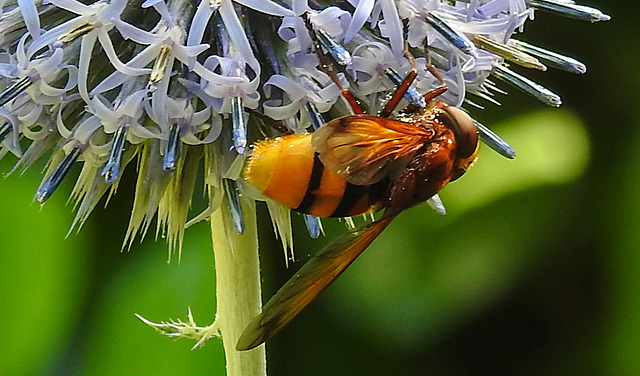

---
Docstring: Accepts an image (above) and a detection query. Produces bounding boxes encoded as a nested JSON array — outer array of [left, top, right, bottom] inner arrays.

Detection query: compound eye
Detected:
[[442, 106, 478, 160]]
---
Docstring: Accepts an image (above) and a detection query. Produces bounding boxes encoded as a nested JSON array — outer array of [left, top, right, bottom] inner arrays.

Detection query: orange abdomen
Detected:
[[245, 134, 384, 217]]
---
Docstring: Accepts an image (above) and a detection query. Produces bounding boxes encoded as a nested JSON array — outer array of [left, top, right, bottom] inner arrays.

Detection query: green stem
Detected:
[[210, 200, 266, 376]]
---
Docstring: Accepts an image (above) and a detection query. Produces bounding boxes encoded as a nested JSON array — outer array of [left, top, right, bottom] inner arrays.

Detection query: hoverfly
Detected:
[[236, 14, 479, 351]]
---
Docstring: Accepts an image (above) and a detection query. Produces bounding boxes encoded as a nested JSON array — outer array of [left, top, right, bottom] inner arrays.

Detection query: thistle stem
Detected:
[[210, 200, 266, 376]]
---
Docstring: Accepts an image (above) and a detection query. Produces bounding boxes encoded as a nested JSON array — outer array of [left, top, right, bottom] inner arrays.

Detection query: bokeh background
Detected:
[[0, 1, 635, 374]]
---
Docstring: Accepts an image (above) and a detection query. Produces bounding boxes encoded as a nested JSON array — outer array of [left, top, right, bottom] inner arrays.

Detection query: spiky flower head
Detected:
[[0, 0, 609, 258]]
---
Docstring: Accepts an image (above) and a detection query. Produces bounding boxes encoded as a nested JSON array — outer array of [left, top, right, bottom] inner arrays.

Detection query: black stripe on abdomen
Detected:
[[295, 153, 324, 213], [330, 182, 370, 217]]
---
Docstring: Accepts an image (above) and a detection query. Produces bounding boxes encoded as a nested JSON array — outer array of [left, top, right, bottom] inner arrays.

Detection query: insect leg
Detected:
[[302, 12, 364, 115], [379, 19, 425, 117], [422, 53, 448, 103], [378, 50, 419, 118]]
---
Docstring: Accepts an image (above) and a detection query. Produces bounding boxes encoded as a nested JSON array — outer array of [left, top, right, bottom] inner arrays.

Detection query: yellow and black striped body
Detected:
[[245, 134, 387, 218]]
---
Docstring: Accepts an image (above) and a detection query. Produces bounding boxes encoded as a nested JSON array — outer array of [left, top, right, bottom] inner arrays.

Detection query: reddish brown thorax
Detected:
[[385, 117, 457, 212], [383, 101, 479, 213]]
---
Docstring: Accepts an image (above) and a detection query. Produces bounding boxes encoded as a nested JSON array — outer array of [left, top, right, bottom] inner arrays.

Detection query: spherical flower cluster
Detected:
[[0, 0, 609, 254]]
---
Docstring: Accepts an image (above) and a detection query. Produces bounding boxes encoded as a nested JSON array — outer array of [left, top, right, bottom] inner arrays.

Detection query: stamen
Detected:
[[528, 0, 611, 22], [0, 122, 10, 143], [427, 194, 446, 216], [474, 119, 516, 159], [149, 45, 172, 86], [472, 35, 546, 71], [101, 126, 128, 184], [383, 67, 427, 108], [510, 40, 586, 74], [303, 214, 322, 239], [315, 29, 352, 66], [304, 102, 325, 130], [0, 76, 32, 107], [224, 178, 245, 234], [232, 96, 247, 154], [492, 65, 562, 107], [426, 13, 477, 57], [57, 21, 96, 46], [163, 123, 181, 172], [35, 145, 82, 203]]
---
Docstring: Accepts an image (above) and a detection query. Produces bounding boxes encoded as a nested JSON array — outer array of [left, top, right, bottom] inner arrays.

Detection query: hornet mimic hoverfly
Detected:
[[236, 13, 480, 351]]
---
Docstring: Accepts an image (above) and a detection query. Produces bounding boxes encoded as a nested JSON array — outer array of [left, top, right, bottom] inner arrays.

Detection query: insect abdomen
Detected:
[[245, 134, 381, 217]]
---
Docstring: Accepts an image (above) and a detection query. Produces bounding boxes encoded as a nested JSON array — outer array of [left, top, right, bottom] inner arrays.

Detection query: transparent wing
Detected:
[[236, 213, 396, 351], [312, 115, 432, 185]]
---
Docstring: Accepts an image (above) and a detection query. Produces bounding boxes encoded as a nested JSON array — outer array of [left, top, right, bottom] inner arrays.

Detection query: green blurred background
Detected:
[[0, 1, 635, 374]]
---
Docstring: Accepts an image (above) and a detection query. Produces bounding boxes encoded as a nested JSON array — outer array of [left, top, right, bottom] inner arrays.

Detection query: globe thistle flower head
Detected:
[[0, 0, 610, 262]]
